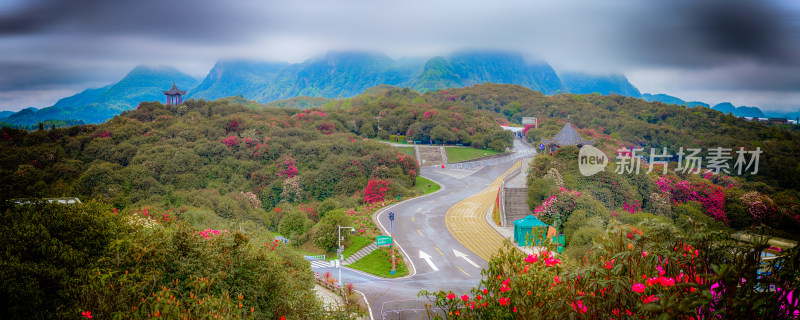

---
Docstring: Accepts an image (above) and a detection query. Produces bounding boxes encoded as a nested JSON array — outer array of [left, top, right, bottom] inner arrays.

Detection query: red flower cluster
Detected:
[[363, 178, 391, 204], [276, 155, 298, 178], [221, 136, 239, 149], [225, 118, 242, 133]]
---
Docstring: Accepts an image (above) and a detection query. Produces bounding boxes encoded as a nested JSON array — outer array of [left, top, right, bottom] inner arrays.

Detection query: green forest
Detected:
[[0, 87, 514, 318], [2, 83, 799, 319]]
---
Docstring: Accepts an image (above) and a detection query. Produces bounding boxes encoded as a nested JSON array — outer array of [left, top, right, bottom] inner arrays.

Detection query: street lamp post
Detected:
[[388, 211, 395, 274], [337, 225, 354, 286]]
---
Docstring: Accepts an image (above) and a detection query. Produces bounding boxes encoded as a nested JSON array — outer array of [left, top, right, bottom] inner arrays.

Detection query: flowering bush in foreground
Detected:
[[421, 219, 800, 319]]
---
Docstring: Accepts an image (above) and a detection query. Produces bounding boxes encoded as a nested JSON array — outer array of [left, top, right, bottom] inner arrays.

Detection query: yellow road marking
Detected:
[[434, 246, 443, 255], [457, 267, 470, 277], [445, 161, 522, 262], [412, 216, 415, 223], [417, 229, 424, 237]]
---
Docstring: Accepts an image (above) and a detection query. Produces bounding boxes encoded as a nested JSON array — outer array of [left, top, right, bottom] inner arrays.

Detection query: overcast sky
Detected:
[[1, 0, 799, 113]]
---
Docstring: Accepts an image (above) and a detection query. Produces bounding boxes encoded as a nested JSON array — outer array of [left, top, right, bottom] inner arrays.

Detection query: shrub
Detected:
[[277, 211, 313, 243]]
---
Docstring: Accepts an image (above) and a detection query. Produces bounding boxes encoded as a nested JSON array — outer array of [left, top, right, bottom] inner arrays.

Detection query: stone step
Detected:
[[344, 243, 378, 265]]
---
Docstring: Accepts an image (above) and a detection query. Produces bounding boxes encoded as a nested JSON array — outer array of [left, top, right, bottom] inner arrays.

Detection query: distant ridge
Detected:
[[1, 66, 197, 125], [560, 72, 641, 97], [0, 51, 690, 126]]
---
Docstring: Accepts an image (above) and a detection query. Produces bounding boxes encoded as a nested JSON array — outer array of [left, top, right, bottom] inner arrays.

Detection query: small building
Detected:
[[12, 197, 82, 205], [513, 215, 548, 246], [163, 83, 186, 105], [541, 120, 594, 154], [761, 118, 788, 124], [522, 117, 539, 128]]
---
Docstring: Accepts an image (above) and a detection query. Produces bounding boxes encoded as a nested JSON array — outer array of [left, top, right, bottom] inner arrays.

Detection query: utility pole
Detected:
[[389, 212, 396, 274], [337, 225, 354, 286]]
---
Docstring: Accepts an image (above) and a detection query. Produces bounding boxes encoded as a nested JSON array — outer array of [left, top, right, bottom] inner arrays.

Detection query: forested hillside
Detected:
[[327, 87, 515, 151], [421, 83, 800, 190]]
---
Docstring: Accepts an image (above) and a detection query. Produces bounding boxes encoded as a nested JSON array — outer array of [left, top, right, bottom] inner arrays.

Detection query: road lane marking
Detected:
[[457, 267, 470, 276], [419, 250, 439, 271], [434, 246, 443, 255], [416, 207, 422, 212], [417, 229, 424, 237], [445, 161, 522, 261], [454, 249, 480, 268], [412, 216, 415, 223]]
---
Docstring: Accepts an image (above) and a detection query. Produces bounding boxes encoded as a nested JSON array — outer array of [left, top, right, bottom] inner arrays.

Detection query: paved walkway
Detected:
[[313, 284, 345, 311]]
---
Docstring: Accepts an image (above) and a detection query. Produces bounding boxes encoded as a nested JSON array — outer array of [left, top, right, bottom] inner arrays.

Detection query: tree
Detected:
[[430, 125, 456, 144], [360, 122, 376, 138]]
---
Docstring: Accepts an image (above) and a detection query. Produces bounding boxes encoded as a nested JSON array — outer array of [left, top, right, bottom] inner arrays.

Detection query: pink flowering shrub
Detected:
[[655, 176, 727, 223], [221, 136, 239, 149], [236, 191, 262, 209], [92, 131, 111, 138], [739, 191, 775, 223], [225, 118, 242, 133], [363, 178, 391, 204], [317, 122, 336, 135], [276, 155, 298, 178], [534, 186, 582, 225]]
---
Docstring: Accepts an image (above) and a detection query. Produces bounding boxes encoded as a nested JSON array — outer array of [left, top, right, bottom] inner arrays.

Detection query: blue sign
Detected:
[[539, 144, 545, 150]]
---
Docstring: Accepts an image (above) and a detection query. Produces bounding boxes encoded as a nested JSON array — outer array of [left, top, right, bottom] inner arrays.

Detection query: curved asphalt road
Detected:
[[312, 139, 535, 319]]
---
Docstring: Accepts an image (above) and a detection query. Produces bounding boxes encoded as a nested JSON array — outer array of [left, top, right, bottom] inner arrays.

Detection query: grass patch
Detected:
[[414, 176, 440, 195], [342, 235, 372, 260], [396, 146, 415, 155], [445, 147, 499, 163], [348, 246, 408, 278]]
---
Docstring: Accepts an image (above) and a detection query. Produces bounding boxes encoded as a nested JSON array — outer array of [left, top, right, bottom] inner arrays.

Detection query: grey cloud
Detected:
[[0, 0, 267, 43], [0, 62, 115, 91], [0, 0, 799, 111], [624, 0, 799, 68]]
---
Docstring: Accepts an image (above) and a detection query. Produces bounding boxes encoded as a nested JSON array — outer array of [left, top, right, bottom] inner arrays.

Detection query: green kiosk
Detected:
[[513, 215, 548, 246]]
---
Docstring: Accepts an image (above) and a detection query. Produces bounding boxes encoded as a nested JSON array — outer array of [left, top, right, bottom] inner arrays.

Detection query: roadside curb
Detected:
[[371, 173, 447, 280]]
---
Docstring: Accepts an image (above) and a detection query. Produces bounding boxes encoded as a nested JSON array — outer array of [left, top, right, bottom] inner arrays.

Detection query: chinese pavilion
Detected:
[[163, 83, 186, 105], [541, 120, 594, 154]]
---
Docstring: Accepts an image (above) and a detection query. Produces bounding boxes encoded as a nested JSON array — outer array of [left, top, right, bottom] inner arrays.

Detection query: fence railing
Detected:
[[313, 274, 370, 318], [498, 155, 535, 227], [441, 149, 535, 170]]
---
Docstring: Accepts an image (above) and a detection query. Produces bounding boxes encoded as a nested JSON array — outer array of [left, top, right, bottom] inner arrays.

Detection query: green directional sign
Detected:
[[376, 235, 392, 246]]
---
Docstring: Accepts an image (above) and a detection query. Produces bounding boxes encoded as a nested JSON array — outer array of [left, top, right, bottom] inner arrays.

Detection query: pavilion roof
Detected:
[[542, 121, 594, 146], [162, 83, 186, 95]]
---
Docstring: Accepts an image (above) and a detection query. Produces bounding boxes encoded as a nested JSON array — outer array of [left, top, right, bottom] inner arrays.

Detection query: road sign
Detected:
[[539, 143, 545, 150], [376, 235, 392, 246], [388, 211, 394, 221]]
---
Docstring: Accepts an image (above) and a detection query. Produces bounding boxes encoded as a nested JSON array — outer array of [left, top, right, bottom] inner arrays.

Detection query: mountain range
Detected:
[[1, 50, 795, 126], [642, 93, 799, 119]]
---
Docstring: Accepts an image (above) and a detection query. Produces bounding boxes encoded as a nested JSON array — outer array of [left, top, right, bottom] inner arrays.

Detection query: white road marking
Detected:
[[453, 249, 480, 268], [419, 250, 439, 271]]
